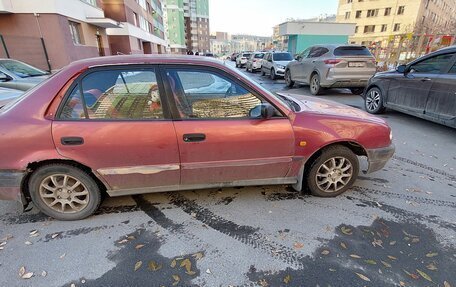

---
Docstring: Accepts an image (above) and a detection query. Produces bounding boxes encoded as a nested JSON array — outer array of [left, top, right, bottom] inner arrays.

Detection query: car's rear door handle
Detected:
[[183, 133, 206, 143], [61, 137, 84, 146], [421, 77, 432, 82]]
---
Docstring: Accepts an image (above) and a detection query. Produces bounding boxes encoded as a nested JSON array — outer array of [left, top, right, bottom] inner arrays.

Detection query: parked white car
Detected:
[[235, 52, 252, 68], [246, 52, 265, 73], [260, 51, 293, 80], [0, 87, 23, 107]]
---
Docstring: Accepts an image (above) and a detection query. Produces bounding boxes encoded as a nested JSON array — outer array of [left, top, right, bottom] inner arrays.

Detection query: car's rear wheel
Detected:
[[365, 87, 385, 114], [285, 70, 294, 88], [260, 68, 266, 76], [29, 164, 102, 221], [310, 73, 322, 95], [350, 88, 364, 95], [270, 68, 277, 80], [306, 146, 359, 197]]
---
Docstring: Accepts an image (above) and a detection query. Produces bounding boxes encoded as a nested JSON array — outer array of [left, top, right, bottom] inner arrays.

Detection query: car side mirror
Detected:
[[396, 64, 407, 74], [249, 103, 275, 119], [294, 55, 301, 61]]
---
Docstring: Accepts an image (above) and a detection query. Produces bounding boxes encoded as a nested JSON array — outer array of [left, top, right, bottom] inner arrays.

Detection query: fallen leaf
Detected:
[[19, 266, 26, 277], [372, 238, 384, 248], [41, 271, 47, 277], [170, 259, 177, 268], [135, 244, 145, 250], [329, 268, 336, 272], [118, 239, 129, 244], [416, 269, 433, 282], [206, 268, 212, 274], [60, 253, 66, 259], [0, 242, 6, 247], [22, 272, 34, 279], [293, 242, 304, 249], [283, 274, 291, 284], [148, 260, 162, 271], [258, 279, 268, 287], [444, 281, 451, 287], [172, 274, 180, 286], [51, 233, 59, 239], [192, 252, 204, 260], [364, 259, 377, 265], [340, 242, 347, 249], [180, 258, 196, 275], [387, 255, 397, 260], [321, 250, 330, 255], [350, 254, 362, 259], [127, 235, 135, 240], [355, 272, 370, 282], [399, 281, 406, 286], [134, 261, 142, 271], [426, 262, 437, 271], [25, 241, 33, 245], [381, 260, 392, 268], [29, 230, 38, 236], [1, 234, 13, 241], [341, 226, 353, 235], [403, 269, 419, 280], [426, 252, 438, 258]]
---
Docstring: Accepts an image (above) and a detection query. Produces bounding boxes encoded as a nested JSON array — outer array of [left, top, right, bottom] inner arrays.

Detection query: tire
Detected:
[[365, 87, 385, 114], [350, 88, 364, 95], [28, 164, 102, 220], [236, 62, 239, 68], [306, 146, 359, 197], [270, 68, 277, 80], [260, 68, 266, 76], [285, 69, 295, 88], [310, 73, 322, 95]]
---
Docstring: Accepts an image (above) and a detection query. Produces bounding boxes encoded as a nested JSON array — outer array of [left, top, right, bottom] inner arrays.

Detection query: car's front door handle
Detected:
[[183, 133, 206, 143], [61, 137, 84, 146]]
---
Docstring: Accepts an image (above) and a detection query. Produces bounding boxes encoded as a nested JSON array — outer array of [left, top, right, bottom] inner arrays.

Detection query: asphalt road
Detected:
[[1, 61, 455, 287]]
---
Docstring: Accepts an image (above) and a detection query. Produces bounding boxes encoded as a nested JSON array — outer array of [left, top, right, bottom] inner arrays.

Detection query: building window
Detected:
[[364, 25, 375, 33], [397, 6, 405, 15], [384, 7, 391, 16], [355, 10, 362, 18], [133, 12, 138, 26], [139, 16, 150, 32], [367, 9, 379, 17], [355, 26, 359, 33], [81, 0, 97, 6], [137, 0, 147, 10], [394, 23, 401, 32], [347, 0, 353, 3], [381, 24, 387, 32], [345, 12, 351, 19], [68, 21, 83, 45]]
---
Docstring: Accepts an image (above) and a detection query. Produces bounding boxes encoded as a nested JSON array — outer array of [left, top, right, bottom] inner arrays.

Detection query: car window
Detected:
[[410, 53, 455, 74], [318, 48, 330, 57], [308, 47, 321, 58], [273, 53, 292, 61], [334, 46, 372, 56], [299, 48, 311, 59], [59, 68, 164, 120], [0, 59, 48, 78], [448, 62, 456, 74], [165, 68, 264, 119], [254, 53, 264, 59]]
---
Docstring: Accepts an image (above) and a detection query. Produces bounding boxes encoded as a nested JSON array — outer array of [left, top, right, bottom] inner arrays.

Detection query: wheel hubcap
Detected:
[[311, 77, 319, 92], [39, 174, 89, 213], [366, 90, 380, 111], [316, 157, 353, 193]]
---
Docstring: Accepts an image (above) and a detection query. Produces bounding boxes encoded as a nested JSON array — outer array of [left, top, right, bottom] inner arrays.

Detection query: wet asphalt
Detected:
[[0, 61, 455, 287]]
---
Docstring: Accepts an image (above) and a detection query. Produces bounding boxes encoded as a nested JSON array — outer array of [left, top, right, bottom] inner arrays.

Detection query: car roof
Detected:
[[310, 44, 367, 49], [434, 45, 456, 54]]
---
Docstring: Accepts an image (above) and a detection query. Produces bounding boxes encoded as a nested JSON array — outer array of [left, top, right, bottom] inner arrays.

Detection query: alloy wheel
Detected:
[[311, 76, 319, 94], [366, 89, 380, 112], [315, 157, 353, 193]]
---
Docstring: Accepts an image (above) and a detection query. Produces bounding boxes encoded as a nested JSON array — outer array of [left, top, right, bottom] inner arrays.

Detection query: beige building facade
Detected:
[[336, 0, 456, 66]]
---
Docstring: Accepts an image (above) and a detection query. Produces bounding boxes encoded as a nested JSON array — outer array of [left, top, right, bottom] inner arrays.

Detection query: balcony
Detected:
[[0, 0, 13, 13]]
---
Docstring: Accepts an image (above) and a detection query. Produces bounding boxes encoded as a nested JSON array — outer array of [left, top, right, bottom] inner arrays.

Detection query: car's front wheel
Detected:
[[365, 87, 385, 114], [306, 146, 359, 197], [29, 164, 102, 220], [270, 68, 277, 80], [285, 70, 294, 88]]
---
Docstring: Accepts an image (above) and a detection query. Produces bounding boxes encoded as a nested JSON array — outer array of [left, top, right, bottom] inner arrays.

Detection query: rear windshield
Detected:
[[334, 46, 372, 57], [273, 53, 292, 61], [254, 53, 264, 59], [243, 53, 251, 57]]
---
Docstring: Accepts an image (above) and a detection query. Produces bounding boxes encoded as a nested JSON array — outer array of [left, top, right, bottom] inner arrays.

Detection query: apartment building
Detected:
[[102, 0, 166, 55], [163, 0, 186, 53], [0, 0, 119, 70], [336, 0, 456, 64]]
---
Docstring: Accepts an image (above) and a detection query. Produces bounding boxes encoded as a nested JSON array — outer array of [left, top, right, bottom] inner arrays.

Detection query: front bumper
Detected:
[[275, 68, 285, 76], [365, 144, 395, 173], [0, 171, 25, 202]]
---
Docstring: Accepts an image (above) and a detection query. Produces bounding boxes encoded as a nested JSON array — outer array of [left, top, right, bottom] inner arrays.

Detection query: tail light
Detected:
[[324, 59, 342, 65]]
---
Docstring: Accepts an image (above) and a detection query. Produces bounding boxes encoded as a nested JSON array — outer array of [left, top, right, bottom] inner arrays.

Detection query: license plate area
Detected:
[[349, 62, 365, 67]]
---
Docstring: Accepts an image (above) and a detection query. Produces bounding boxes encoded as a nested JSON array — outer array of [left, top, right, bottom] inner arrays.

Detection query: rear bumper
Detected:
[[323, 79, 370, 88], [0, 171, 25, 202], [365, 144, 395, 173]]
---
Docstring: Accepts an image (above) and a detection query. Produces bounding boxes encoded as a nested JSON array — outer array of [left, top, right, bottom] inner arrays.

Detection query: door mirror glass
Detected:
[[249, 103, 275, 119], [396, 65, 407, 74]]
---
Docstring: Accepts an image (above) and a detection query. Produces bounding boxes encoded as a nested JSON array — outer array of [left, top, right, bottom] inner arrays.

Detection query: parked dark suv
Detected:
[[364, 46, 456, 128]]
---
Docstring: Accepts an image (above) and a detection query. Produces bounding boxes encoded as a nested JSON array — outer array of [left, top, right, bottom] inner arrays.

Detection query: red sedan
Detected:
[[0, 55, 394, 220]]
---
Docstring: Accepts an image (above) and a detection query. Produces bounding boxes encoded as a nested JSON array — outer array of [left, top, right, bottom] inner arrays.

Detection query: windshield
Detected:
[[242, 53, 251, 58], [334, 46, 372, 56], [273, 53, 292, 61], [0, 59, 48, 78]]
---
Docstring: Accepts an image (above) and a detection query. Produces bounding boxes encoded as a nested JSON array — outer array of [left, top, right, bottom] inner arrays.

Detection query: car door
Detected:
[[162, 65, 295, 186], [300, 47, 320, 83], [263, 53, 272, 73], [424, 54, 456, 127], [386, 53, 454, 115], [52, 66, 181, 194], [291, 48, 311, 83]]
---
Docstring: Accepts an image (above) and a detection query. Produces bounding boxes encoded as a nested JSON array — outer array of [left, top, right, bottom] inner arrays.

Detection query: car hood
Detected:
[[278, 93, 387, 125], [275, 61, 291, 66], [0, 87, 23, 106]]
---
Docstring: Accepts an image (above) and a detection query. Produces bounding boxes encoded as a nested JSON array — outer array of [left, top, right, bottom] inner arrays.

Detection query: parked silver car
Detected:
[[0, 59, 50, 91], [285, 45, 376, 95], [0, 87, 23, 107], [246, 52, 265, 73], [261, 51, 293, 80], [235, 52, 252, 68]]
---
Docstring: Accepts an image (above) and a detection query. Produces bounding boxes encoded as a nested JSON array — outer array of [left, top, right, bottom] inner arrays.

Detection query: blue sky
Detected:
[[209, 0, 339, 36]]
